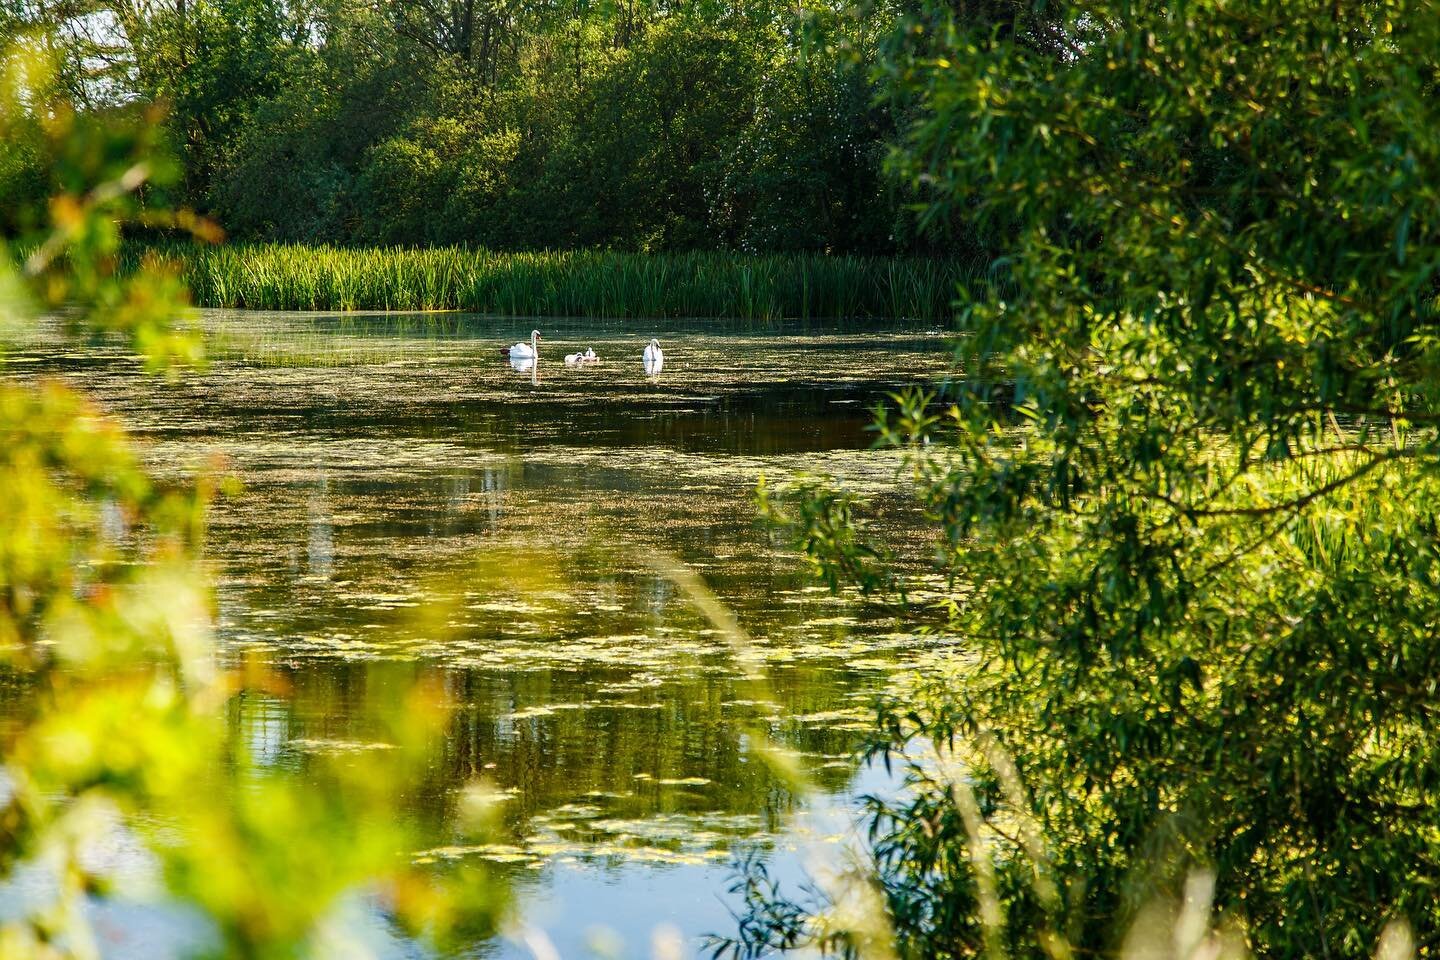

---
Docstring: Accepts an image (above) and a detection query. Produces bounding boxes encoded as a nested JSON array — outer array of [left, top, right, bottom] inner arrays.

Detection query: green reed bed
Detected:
[[133, 243, 970, 322]]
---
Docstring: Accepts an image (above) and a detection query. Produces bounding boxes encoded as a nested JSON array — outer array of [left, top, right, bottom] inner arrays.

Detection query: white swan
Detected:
[[503, 329, 541, 360], [583, 348, 598, 362], [564, 350, 585, 365], [643, 338, 663, 375]]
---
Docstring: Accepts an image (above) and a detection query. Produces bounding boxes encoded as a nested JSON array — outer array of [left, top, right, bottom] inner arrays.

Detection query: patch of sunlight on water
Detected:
[[3, 310, 959, 957]]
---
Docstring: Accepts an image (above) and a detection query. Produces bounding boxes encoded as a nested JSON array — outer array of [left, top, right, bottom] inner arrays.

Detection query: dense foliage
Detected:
[[3, 0, 946, 255], [744, 1, 1440, 958]]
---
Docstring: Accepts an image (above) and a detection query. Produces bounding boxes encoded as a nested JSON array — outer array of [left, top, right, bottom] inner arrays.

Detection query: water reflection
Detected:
[[644, 338, 665, 377], [3, 310, 953, 955], [306, 475, 334, 579]]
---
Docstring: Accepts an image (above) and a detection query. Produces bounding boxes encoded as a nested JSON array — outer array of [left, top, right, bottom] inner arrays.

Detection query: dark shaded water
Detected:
[[5, 311, 953, 957]]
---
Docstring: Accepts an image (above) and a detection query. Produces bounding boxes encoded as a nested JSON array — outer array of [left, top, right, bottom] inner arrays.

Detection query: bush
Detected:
[[739, 2, 1440, 957]]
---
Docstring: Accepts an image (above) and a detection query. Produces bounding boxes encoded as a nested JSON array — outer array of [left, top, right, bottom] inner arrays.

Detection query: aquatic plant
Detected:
[[125, 242, 972, 323]]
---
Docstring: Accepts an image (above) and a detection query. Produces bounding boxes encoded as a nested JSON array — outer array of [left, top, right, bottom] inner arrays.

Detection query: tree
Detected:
[[713, 4, 900, 254], [738, 1, 1440, 957], [19, 0, 926, 253], [121, 0, 306, 204]]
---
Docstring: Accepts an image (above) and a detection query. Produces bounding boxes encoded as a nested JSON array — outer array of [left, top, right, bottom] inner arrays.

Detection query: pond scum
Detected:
[[129, 242, 973, 322]]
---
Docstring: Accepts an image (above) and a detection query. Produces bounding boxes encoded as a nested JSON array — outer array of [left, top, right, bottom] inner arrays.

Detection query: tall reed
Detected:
[[130, 243, 973, 322]]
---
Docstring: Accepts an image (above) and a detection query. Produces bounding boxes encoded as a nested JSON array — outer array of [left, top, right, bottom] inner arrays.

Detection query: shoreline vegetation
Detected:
[[130, 243, 970, 322]]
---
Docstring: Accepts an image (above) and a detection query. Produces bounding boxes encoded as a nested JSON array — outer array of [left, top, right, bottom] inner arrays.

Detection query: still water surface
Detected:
[[10, 311, 953, 957]]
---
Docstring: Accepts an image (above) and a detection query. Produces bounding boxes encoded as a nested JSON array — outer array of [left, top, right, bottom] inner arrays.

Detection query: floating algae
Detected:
[[503, 703, 593, 720], [414, 807, 768, 868], [288, 738, 398, 752]]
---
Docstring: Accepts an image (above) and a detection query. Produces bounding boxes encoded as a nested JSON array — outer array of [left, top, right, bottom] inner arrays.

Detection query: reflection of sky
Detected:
[[0, 733, 915, 959], [502, 862, 739, 959], [498, 755, 909, 959], [238, 694, 292, 768]]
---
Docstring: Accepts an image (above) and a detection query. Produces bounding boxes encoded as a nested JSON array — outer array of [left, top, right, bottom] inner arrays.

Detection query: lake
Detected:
[[4, 310, 953, 957]]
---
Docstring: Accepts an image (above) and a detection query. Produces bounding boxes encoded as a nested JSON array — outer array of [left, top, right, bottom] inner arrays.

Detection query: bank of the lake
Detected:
[[128, 243, 971, 322]]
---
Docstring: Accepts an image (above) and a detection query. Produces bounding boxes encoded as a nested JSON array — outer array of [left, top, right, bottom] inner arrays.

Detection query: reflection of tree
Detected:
[[229, 691, 293, 768], [306, 472, 334, 578], [478, 466, 508, 528], [255, 655, 872, 851]]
